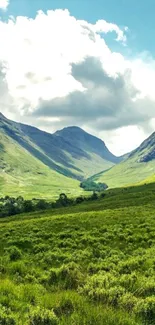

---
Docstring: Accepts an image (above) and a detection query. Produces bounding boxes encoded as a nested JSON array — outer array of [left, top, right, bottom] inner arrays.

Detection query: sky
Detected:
[[0, 0, 155, 155]]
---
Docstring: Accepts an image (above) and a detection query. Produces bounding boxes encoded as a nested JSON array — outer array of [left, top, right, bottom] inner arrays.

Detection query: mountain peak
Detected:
[[63, 126, 82, 130], [54, 125, 120, 164], [55, 126, 84, 135]]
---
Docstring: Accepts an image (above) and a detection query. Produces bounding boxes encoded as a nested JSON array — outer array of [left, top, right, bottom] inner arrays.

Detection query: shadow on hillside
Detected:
[[2, 125, 83, 180]]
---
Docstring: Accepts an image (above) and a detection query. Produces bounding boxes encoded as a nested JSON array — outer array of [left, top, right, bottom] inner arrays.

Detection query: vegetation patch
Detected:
[[1, 183, 155, 324], [80, 179, 108, 191]]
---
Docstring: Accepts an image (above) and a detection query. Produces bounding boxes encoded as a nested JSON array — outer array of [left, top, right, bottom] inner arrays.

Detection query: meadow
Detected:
[[0, 184, 155, 324]]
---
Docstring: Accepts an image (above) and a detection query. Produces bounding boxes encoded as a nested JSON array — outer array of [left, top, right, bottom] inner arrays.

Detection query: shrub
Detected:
[[36, 200, 48, 210], [29, 307, 58, 325], [118, 258, 142, 274], [59, 262, 83, 289], [119, 273, 138, 291], [48, 263, 83, 289], [119, 293, 138, 312], [134, 296, 155, 324], [54, 298, 74, 317], [25, 274, 38, 283], [7, 246, 22, 261], [138, 278, 155, 297], [0, 305, 16, 325], [48, 268, 58, 285], [80, 273, 125, 305], [107, 286, 125, 307], [9, 261, 26, 277]]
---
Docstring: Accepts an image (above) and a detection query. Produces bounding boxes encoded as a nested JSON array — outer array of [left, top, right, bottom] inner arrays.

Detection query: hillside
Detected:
[[92, 131, 155, 188], [0, 113, 121, 178], [0, 129, 83, 199], [0, 113, 122, 197], [55, 126, 121, 164], [1, 183, 155, 324]]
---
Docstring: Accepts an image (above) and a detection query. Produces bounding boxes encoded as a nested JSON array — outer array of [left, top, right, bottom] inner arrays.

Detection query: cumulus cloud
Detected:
[[34, 56, 155, 132], [0, 10, 127, 116], [0, 9, 155, 154], [94, 20, 128, 43], [0, 0, 9, 10]]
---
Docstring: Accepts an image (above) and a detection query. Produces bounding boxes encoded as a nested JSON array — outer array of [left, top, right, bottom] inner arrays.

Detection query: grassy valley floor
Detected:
[[1, 184, 155, 324]]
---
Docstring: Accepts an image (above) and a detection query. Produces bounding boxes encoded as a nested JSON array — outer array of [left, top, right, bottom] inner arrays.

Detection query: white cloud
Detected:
[[0, 0, 9, 10], [98, 126, 149, 156], [94, 20, 128, 43], [0, 9, 127, 113], [0, 9, 155, 154]]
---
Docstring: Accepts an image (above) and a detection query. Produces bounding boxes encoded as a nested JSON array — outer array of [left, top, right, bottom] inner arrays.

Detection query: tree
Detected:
[[36, 199, 48, 210], [91, 191, 98, 200], [80, 180, 108, 192], [76, 196, 85, 204], [23, 200, 34, 212], [56, 193, 72, 207]]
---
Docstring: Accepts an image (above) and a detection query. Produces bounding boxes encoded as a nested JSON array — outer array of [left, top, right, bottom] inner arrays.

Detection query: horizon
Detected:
[[0, 0, 155, 155]]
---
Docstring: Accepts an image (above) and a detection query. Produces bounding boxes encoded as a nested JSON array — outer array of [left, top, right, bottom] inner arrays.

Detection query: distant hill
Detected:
[[0, 113, 121, 197], [55, 126, 120, 163], [92, 132, 155, 188]]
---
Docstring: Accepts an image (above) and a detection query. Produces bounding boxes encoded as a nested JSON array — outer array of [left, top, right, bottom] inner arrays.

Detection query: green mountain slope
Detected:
[[93, 132, 155, 188], [54, 126, 122, 178], [0, 113, 122, 197], [55, 126, 121, 163], [0, 130, 83, 199], [0, 113, 121, 182]]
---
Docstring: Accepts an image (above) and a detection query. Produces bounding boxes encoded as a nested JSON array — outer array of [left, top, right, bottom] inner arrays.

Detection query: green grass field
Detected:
[[1, 183, 155, 324]]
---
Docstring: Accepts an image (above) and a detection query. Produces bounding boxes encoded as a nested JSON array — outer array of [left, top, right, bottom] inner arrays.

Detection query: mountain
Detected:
[[0, 114, 121, 178], [0, 113, 121, 197], [128, 132, 155, 162], [55, 126, 120, 163], [0, 125, 82, 199], [92, 132, 155, 188], [53, 126, 121, 177]]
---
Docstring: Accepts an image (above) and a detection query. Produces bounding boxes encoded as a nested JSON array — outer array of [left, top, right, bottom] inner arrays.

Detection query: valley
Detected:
[[2, 113, 155, 197], [1, 114, 155, 325], [0, 113, 120, 198]]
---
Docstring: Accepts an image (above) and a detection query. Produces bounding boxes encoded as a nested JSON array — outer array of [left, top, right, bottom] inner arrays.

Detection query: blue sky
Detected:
[[3, 0, 155, 55], [0, 0, 155, 155]]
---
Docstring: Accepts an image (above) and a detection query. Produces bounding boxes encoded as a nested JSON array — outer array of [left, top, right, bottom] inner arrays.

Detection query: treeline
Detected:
[[0, 191, 105, 218], [80, 180, 108, 192]]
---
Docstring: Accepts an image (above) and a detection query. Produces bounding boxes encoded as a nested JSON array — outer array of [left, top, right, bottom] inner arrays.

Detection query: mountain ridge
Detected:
[[0, 113, 122, 179], [55, 126, 121, 164], [93, 130, 155, 188], [0, 112, 123, 197]]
